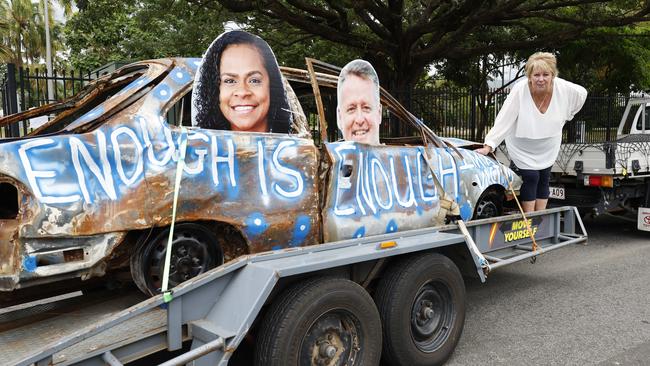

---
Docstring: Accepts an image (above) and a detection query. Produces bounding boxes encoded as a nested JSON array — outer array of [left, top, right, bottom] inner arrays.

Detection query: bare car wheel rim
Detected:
[[300, 310, 362, 366], [476, 199, 499, 219], [148, 229, 215, 291]]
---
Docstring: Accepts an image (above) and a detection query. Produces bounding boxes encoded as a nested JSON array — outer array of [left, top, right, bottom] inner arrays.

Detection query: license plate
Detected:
[[549, 186, 565, 200]]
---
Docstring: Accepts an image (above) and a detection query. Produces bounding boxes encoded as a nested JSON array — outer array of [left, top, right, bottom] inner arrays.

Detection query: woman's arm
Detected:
[[564, 80, 588, 120], [482, 82, 522, 152]]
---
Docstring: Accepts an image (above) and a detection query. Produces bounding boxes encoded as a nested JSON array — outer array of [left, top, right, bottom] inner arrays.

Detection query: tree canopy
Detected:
[[559, 26, 650, 92], [210, 0, 650, 98], [64, 0, 230, 71], [64, 0, 358, 72], [60, 1, 650, 97]]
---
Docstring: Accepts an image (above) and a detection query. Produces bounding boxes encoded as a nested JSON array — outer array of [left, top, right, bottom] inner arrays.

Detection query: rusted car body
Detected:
[[0, 58, 520, 297]]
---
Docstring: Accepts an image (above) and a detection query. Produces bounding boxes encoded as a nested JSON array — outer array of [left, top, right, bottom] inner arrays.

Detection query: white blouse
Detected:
[[484, 77, 587, 170]]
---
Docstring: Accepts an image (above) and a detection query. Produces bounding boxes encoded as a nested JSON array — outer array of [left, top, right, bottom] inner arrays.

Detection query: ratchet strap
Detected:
[[422, 145, 460, 224], [422, 145, 490, 273], [162, 127, 188, 303]]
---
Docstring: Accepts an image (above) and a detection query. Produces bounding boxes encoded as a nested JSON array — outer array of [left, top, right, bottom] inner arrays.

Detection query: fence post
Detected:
[[5, 64, 20, 137], [606, 92, 612, 142], [470, 86, 477, 141]]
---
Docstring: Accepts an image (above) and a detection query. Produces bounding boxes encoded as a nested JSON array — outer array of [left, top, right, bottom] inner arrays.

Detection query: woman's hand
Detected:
[[476, 145, 492, 156]]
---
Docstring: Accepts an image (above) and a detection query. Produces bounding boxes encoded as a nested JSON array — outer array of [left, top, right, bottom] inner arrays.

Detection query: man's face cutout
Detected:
[[338, 74, 382, 145]]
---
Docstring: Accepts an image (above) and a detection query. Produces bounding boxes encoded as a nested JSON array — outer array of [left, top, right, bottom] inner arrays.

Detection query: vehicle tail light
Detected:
[[583, 175, 613, 188]]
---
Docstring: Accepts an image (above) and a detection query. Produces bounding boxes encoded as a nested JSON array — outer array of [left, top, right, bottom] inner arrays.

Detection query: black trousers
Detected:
[[510, 162, 553, 201]]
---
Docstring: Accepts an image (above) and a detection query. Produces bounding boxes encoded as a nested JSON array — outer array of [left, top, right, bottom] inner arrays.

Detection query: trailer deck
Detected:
[[2, 206, 586, 366]]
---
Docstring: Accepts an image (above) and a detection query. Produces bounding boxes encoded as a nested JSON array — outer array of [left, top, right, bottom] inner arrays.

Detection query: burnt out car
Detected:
[[0, 58, 520, 298]]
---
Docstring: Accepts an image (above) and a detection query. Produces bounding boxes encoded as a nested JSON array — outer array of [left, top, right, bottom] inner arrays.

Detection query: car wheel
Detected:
[[130, 223, 223, 296], [255, 277, 382, 366], [374, 253, 466, 366], [473, 190, 504, 219]]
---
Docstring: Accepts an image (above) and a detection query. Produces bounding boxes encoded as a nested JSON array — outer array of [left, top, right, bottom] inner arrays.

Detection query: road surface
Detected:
[[448, 215, 650, 366]]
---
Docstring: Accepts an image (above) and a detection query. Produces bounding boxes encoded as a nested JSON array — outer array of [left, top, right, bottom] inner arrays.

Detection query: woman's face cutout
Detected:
[[219, 44, 271, 132]]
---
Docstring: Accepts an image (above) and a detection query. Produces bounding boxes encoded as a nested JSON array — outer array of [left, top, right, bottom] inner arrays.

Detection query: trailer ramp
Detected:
[[11, 206, 585, 366], [442, 206, 588, 275]]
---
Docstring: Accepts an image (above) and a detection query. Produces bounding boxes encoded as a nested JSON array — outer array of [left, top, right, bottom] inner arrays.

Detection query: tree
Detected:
[[0, 0, 70, 66], [0, 15, 11, 61], [212, 0, 650, 104], [64, 0, 232, 71], [0, 0, 42, 66], [558, 26, 650, 92]]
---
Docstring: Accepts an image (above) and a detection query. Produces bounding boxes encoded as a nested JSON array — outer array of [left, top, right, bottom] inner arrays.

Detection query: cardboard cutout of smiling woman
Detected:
[[191, 30, 291, 133]]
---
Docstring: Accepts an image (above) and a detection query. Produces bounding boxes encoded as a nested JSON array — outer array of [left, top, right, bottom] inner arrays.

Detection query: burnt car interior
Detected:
[[165, 92, 193, 127], [0, 65, 155, 138]]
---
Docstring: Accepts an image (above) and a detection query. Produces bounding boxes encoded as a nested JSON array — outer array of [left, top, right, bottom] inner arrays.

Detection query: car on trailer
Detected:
[[0, 58, 519, 305]]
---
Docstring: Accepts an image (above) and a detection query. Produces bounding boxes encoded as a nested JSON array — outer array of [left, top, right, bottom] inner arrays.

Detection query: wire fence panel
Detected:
[[1, 64, 632, 144], [407, 87, 627, 144], [0, 63, 94, 137]]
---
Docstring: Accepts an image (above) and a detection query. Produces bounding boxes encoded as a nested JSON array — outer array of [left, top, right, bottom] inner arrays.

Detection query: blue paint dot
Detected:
[[23, 256, 36, 272], [170, 68, 190, 83], [353, 226, 366, 238], [460, 202, 472, 220], [245, 213, 269, 237], [154, 84, 172, 100], [272, 245, 282, 251], [385, 219, 398, 234], [416, 206, 424, 216], [290, 215, 311, 247]]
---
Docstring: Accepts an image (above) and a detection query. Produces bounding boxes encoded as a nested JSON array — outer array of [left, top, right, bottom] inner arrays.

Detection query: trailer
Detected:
[[1, 206, 586, 366]]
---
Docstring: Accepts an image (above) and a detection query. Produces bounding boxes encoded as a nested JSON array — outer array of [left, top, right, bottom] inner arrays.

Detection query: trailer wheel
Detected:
[[130, 223, 223, 296], [473, 190, 503, 219], [374, 253, 466, 366], [255, 277, 382, 366]]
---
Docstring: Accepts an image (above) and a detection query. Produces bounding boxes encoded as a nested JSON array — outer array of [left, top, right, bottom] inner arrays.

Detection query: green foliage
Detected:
[[217, 0, 650, 99], [558, 26, 650, 92], [64, 0, 230, 71], [62, 0, 650, 96], [242, 17, 359, 69], [1, 0, 41, 65], [64, 0, 358, 72]]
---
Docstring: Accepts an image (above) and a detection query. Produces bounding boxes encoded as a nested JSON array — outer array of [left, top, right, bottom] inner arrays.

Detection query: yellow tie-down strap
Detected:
[[162, 127, 188, 303]]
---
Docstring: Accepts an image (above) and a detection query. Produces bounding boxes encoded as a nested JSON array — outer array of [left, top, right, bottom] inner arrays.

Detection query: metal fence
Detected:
[[0, 63, 94, 137], [407, 87, 628, 144], [298, 86, 628, 144], [0, 63, 631, 144]]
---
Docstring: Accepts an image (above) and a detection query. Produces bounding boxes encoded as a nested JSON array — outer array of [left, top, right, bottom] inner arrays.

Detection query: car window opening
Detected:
[[0, 183, 18, 219]]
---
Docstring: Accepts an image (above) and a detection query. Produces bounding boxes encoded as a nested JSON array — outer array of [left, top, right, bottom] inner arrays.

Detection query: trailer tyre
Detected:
[[130, 223, 223, 296], [374, 253, 466, 366], [255, 277, 382, 366]]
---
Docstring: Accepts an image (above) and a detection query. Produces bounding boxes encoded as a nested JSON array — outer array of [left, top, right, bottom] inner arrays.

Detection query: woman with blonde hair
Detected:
[[476, 52, 587, 212]]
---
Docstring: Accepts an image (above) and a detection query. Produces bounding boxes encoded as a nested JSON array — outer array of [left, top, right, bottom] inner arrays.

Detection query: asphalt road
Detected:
[[447, 215, 650, 366]]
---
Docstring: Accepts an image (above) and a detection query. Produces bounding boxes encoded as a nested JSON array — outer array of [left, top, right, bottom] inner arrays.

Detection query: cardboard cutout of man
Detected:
[[337, 60, 382, 145]]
